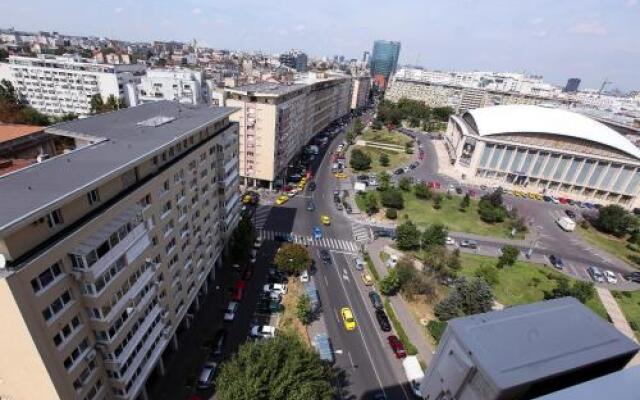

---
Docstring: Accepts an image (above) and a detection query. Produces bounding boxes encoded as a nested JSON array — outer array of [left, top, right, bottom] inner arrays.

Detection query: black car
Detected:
[[274, 233, 294, 242], [345, 204, 353, 213], [368, 291, 384, 310], [409, 161, 419, 169], [357, 175, 370, 183], [565, 209, 576, 219], [373, 228, 396, 239], [211, 329, 227, 357], [455, 187, 463, 194], [625, 272, 640, 283], [307, 182, 316, 192], [459, 239, 478, 249], [320, 249, 332, 264], [549, 254, 564, 269], [375, 309, 392, 332], [393, 168, 404, 175]]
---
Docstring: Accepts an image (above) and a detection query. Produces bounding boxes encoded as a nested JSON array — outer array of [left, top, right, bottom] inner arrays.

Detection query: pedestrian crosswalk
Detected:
[[351, 222, 371, 242], [258, 230, 359, 252], [252, 205, 271, 231]]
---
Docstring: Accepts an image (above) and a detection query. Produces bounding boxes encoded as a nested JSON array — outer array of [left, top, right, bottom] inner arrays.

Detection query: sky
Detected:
[[1, 0, 639, 91]]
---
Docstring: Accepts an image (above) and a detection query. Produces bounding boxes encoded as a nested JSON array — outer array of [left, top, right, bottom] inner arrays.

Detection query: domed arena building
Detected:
[[445, 105, 640, 208]]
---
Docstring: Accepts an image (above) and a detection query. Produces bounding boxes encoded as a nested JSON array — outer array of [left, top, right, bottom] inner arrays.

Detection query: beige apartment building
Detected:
[[225, 73, 352, 187], [351, 75, 371, 111], [0, 101, 241, 400]]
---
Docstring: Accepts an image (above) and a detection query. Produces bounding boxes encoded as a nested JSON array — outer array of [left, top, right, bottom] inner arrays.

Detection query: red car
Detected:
[[387, 335, 407, 359], [242, 266, 254, 281], [558, 197, 569, 204], [428, 181, 441, 189], [232, 280, 247, 301]]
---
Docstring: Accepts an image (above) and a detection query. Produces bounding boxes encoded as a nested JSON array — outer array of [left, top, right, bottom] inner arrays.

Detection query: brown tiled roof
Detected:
[[0, 124, 45, 144]]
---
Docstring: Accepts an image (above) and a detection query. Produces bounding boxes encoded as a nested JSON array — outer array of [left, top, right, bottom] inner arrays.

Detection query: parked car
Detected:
[[394, 168, 404, 175], [211, 329, 227, 357], [387, 254, 399, 268], [364, 292, 383, 313], [549, 254, 564, 269], [445, 236, 456, 246], [197, 361, 218, 390], [361, 272, 374, 286], [387, 335, 407, 359], [625, 271, 640, 283], [232, 280, 246, 301], [223, 302, 239, 321], [587, 266, 605, 283], [354, 257, 366, 271], [320, 249, 332, 264], [357, 175, 370, 183], [373, 228, 396, 239], [307, 182, 316, 192], [274, 233, 294, 242], [256, 299, 284, 314], [409, 161, 419, 169], [250, 325, 276, 339], [459, 239, 478, 249], [565, 209, 577, 219], [263, 283, 288, 295], [375, 309, 392, 332], [605, 270, 618, 284], [300, 270, 310, 283]]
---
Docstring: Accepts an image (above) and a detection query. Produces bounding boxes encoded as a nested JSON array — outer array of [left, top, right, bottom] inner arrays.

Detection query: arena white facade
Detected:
[[445, 105, 640, 208]]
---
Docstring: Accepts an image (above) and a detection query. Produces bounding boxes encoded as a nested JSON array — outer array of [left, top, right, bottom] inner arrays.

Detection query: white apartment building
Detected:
[[135, 69, 205, 106], [225, 73, 352, 187], [0, 101, 240, 400], [351, 75, 371, 111], [0, 55, 146, 117]]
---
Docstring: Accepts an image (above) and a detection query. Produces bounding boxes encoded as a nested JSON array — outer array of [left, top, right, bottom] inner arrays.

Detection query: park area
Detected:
[[360, 128, 414, 147], [612, 290, 640, 340], [577, 225, 640, 268], [350, 145, 411, 174]]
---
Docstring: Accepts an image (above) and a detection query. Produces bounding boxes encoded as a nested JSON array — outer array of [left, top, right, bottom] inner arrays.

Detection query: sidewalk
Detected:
[[368, 239, 435, 366], [595, 287, 640, 367]]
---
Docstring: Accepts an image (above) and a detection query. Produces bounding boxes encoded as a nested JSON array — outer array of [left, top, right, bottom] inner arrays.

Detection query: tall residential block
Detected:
[[225, 73, 352, 187], [0, 101, 241, 400], [0, 55, 146, 117], [351, 75, 371, 111], [135, 69, 205, 106], [370, 40, 401, 86], [564, 78, 581, 93]]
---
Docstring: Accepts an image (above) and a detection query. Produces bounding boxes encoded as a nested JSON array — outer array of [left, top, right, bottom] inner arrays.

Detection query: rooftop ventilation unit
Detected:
[[137, 115, 176, 127]]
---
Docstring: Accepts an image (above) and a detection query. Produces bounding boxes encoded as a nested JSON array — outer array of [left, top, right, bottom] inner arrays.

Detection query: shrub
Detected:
[[399, 177, 412, 191], [381, 189, 404, 209], [386, 208, 398, 219], [594, 205, 631, 237], [427, 320, 448, 343], [384, 300, 418, 355], [414, 183, 432, 200], [350, 148, 372, 171], [395, 221, 421, 250], [379, 152, 390, 167], [433, 194, 442, 210]]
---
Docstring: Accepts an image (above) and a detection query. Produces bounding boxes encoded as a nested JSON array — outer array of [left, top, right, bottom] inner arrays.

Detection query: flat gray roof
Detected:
[[535, 365, 640, 400], [448, 297, 639, 390], [226, 82, 308, 96], [0, 101, 236, 234]]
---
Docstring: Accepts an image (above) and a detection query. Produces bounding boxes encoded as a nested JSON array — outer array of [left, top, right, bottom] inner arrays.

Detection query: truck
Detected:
[[354, 182, 367, 193], [556, 216, 576, 232], [402, 356, 424, 398]]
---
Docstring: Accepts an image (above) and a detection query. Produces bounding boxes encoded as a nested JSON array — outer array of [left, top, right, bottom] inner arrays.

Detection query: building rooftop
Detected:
[[225, 81, 308, 96], [0, 101, 235, 234], [466, 105, 640, 160], [447, 297, 639, 391], [0, 124, 45, 144], [535, 365, 640, 400]]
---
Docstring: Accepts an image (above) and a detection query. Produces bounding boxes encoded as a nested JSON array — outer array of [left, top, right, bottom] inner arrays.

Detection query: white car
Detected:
[[250, 249, 258, 263], [445, 237, 456, 246], [254, 238, 262, 248], [263, 283, 288, 295], [387, 255, 399, 268], [605, 270, 618, 284], [197, 361, 218, 389], [300, 270, 310, 283], [250, 325, 276, 339], [223, 302, 239, 321]]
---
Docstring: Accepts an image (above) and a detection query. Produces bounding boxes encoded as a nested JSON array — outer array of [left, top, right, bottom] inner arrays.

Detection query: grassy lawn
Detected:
[[612, 291, 640, 340], [401, 192, 521, 239], [277, 278, 311, 347], [351, 145, 411, 174], [458, 253, 609, 319], [576, 226, 640, 269], [361, 128, 413, 146]]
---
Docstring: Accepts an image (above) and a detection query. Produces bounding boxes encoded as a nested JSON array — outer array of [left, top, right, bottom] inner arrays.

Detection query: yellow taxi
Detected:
[[321, 215, 331, 225], [341, 307, 357, 331], [527, 192, 537, 199], [361, 272, 374, 286], [334, 172, 347, 179], [534, 194, 544, 201], [275, 195, 289, 205]]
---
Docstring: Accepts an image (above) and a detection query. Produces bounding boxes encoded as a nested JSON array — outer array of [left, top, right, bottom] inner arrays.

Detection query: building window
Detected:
[[87, 189, 100, 205], [63, 338, 89, 370], [47, 208, 64, 228], [31, 262, 63, 293], [53, 315, 82, 347], [42, 290, 73, 322]]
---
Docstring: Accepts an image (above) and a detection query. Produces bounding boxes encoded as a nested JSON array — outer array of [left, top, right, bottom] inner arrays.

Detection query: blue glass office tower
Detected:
[[370, 40, 401, 81]]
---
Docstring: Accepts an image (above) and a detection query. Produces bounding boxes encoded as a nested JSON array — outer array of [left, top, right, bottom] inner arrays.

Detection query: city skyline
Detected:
[[2, 0, 639, 91]]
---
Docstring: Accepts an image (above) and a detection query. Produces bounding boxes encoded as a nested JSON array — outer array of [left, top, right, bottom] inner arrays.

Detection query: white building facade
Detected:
[[136, 69, 205, 106]]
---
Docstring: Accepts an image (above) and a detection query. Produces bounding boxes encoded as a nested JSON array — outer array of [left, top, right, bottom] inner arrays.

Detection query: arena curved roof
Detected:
[[466, 105, 640, 160]]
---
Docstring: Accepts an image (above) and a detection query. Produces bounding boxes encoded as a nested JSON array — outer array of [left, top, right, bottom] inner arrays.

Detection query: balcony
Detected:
[[98, 265, 155, 323], [218, 169, 239, 189]]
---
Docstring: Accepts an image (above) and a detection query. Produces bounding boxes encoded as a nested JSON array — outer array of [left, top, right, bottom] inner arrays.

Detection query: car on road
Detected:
[[587, 266, 605, 283], [393, 168, 404, 175], [320, 249, 332, 264], [253, 237, 262, 248], [625, 271, 640, 283], [357, 175, 370, 183], [232, 280, 246, 301], [361, 272, 374, 286], [373, 228, 396, 239], [250, 249, 257, 264], [549, 254, 564, 269], [354, 257, 365, 271], [387, 335, 407, 359], [368, 177, 378, 187], [341, 307, 357, 331], [372, 392, 387, 400], [197, 361, 218, 390], [306, 200, 315, 211], [313, 226, 323, 239], [459, 239, 478, 249], [455, 187, 463, 194], [250, 325, 276, 339], [409, 161, 419, 169], [565, 209, 577, 219], [307, 182, 316, 192], [300, 270, 309, 283], [223, 302, 239, 321], [256, 299, 284, 314], [335, 202, 343, 211], [274, 232, 294, 242], [335, 172, 348, 179], [263, 283, 288, 295], [345, 204, 353, 213], [275, 195, 289, 205], [368, 291, 384, 310], [605, 270, 618, 284], [211, 329, 227, 357], [375, 309, 392, 332], [321, 215, 331, 225], [445, 236, 456, 246]]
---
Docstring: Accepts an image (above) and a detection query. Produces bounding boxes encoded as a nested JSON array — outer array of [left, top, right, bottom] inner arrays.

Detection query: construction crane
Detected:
[[598, 79, 612, 95]]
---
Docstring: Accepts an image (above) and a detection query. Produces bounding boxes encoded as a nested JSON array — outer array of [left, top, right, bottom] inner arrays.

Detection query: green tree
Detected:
[[435, 278, 494, 321], [378, 171, 391, 191], [414, 183, 432, 200], [459, 193, 471, 211], [350, 148, 372, 171], [230, 218, 256, 262], [396, 221, 421, 250], [421, 224, 448, 248], [215, 334, 335, 400], [475, 264, 499, 286], [380, 189, 404, 209], [544, 277, 596, 304], [477, 189, 508, 223], [371, 119, 383, 130], [363, 192, 379, 215], [0, 79, 20, 104], [385, 208, 397, 219], [497, 245, 520, 268], [352, 118, 364, 135], [379, 268, 401, 295], [433, 194, 443, 210], [379, 152, 390, 167], [296, 294, 313, 325], [274, 243, 312, 275], [89, 94, 105, 114], [432, 106, 454, 121], [398, 177, 412, 191], [345, 129, 355, 145], [595, 205, 631, 237]]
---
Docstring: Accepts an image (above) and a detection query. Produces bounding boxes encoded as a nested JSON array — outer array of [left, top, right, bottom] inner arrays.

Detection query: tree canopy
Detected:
[[230, 218, 256, 263], [215, 334, 335, 400], [349, 148, 372, 171], [595, 205, 632, 237], [274, 243, 312, 275], [395, 221, 420, 250], [0, 79, 52, 125], [421, 224, 448, 248], [435, 278, 494, 321]]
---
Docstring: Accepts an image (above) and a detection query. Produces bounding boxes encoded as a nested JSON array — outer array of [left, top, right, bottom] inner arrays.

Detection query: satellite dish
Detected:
[[0, 254, 6, 269]]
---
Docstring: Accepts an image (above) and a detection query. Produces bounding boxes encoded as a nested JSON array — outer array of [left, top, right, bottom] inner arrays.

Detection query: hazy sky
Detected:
[[2, 0, 639, 90]]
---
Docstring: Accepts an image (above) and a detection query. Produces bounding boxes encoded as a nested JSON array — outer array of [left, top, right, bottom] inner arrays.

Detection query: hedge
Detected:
[[384, 299, 418, 356]]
